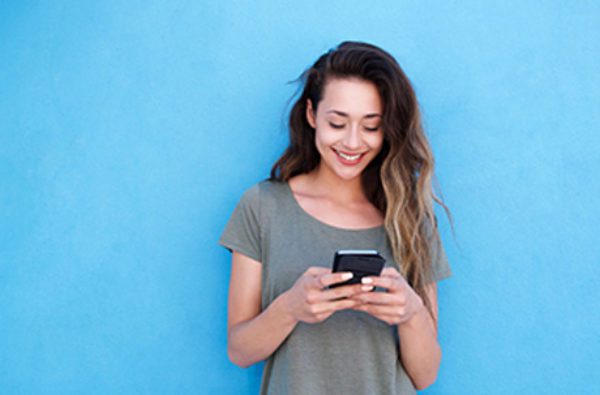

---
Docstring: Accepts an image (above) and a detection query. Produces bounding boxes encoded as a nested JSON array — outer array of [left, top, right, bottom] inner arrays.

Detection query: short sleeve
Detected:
[[430, 231, 452, 283], [218, 185, 262, 262], [424, 216, 452, 283]]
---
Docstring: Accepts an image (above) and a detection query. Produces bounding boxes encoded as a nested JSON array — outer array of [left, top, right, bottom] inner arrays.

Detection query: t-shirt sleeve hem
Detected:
[[430, 268, 453, 284], [218, 239, 262, 263]]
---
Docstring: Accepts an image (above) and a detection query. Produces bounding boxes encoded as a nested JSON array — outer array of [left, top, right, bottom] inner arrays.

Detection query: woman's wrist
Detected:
[[275, 290, 300, 326], [399, 292, 426, 330]]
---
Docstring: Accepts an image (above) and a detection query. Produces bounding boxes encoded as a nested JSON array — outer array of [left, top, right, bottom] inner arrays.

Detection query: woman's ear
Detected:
[[306, 99, 316, 129]]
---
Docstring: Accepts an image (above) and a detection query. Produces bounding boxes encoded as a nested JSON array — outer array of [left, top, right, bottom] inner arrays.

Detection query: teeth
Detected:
[[337, 150, 361, 161]]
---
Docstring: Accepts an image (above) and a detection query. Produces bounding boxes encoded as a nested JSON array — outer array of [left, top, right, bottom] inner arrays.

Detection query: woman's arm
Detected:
[[397, 283, 442, 390], [227, 251, 298, 368], [349, 269, 444, 389], [227, 252, 366, 368]]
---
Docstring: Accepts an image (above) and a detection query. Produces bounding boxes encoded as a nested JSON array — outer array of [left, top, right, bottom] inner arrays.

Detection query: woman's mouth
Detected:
[[332, 148, 366, 166]]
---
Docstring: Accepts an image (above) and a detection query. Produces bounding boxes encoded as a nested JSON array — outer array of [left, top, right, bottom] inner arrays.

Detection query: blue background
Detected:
[[1, 1, 599, 394]]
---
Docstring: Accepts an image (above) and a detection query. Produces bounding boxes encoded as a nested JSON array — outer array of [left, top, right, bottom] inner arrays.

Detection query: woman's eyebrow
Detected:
[[326, 110, 381, 119]]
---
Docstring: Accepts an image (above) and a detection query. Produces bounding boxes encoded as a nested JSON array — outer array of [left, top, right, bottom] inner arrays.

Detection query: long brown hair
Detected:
[[270, 41, 452, 321]]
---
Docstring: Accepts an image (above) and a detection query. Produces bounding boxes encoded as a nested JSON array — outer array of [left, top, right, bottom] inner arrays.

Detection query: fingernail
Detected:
[[342, 273, 353, 280], [362, 285, 373, 292], [361, 277, 373, 284]]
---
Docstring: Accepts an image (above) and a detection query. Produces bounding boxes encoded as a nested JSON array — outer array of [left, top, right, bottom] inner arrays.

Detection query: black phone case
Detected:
[[329, 251, 386, 289]]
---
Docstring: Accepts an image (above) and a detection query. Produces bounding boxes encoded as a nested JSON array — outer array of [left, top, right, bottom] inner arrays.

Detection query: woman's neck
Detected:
[[305, 163, 367, 205]]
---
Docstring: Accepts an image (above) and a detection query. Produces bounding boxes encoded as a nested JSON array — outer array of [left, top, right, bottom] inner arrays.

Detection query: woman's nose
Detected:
[[342, 126, 361, 149]]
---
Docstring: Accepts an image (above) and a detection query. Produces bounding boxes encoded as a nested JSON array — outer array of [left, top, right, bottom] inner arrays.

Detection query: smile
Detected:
[[338, 151, 361, 160], [332, 148, 367, 165]]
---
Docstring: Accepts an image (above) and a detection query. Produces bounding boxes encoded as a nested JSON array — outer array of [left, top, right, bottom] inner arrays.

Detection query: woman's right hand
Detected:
[[283, 266, 373, 324]]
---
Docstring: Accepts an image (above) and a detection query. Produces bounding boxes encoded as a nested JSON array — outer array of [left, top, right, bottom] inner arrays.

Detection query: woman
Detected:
[[219, 41, 452, 394]]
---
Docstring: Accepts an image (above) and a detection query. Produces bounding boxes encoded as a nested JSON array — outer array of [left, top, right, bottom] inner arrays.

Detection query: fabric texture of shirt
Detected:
[[219, 179, 452, 395]]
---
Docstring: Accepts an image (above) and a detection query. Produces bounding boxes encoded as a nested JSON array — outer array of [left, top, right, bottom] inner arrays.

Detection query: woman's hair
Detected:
[[270, 41, 452, 321]]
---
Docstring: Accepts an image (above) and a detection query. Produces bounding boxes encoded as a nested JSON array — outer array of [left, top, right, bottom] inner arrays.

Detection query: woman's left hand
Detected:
[[349, 267, 424, 326]]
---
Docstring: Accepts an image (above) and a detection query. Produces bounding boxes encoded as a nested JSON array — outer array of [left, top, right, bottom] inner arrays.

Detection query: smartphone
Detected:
[[328, 249, 386, 289]]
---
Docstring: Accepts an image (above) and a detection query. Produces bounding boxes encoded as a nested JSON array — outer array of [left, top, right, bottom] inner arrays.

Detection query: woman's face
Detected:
[[306, 77, 384, 182]]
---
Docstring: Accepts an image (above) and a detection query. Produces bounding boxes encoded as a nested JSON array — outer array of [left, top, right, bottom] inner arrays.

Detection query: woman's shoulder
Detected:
[[239, 178, 288, 206], [257, 178, 288, 195]]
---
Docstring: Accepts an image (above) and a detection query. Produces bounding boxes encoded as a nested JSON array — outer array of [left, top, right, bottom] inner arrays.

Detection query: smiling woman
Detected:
[[219, 41, 453, 395], [306, 78, 384, 175]]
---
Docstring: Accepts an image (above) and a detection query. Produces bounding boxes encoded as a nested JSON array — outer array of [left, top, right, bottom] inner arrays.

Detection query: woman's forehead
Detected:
[[320, 78, 382, 117]]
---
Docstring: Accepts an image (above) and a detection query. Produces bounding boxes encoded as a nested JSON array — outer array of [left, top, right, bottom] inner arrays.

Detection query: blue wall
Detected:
[[1, 1, 599, 393]]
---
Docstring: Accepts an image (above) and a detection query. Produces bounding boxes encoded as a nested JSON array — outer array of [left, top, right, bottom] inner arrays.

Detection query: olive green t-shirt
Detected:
[[219, 180, 452, 395]]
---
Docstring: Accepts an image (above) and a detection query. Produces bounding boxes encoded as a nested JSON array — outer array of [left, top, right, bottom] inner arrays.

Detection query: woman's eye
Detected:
[[328, 122, 379, 131]]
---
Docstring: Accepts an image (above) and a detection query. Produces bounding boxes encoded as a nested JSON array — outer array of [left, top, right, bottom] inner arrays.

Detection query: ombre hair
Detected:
[[270, 41, 452, 321]]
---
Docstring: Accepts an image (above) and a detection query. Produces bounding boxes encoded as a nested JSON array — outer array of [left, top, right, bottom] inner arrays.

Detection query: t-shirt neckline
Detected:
[[282, 181, 385, 233]]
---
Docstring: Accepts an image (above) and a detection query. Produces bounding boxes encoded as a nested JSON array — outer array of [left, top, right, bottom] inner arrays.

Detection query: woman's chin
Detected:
[[317, 154, 373, 181], [330, 165, 365, 181]]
